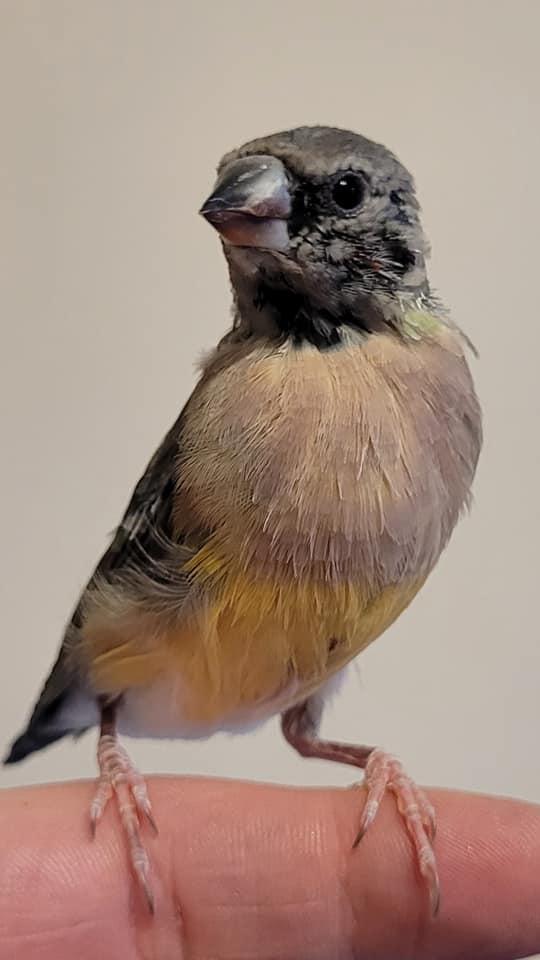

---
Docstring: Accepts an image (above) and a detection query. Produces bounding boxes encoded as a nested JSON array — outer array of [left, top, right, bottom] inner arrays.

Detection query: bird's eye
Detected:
[[331, 173, 364, 211]]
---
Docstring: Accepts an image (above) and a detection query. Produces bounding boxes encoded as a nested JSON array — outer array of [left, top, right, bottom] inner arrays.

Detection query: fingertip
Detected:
[[1, 779, 540, 960]]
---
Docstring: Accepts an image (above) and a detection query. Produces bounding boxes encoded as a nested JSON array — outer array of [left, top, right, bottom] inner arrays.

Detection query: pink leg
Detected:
[[281, 700, 440, 915], [90, 702, 157, 912]]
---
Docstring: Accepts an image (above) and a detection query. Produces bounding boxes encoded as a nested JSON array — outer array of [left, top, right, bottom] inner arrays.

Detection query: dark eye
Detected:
[[331, 173, 364, 211]]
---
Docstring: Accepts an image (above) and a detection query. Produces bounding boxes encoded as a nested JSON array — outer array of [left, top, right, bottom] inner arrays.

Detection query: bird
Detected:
[[5, 125, 482, 916]]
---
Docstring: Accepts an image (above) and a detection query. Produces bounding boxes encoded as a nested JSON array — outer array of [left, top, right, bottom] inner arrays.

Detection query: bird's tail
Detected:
[[4, 726, 68, 764], [3, 632, 85, 765]]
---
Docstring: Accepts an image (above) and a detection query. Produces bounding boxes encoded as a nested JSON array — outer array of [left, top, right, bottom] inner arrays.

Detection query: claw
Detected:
[[90, 732, 157, 912], [356, 749, 439, 914], [142, 877, 155, 915], [131, 781, 159, 835]]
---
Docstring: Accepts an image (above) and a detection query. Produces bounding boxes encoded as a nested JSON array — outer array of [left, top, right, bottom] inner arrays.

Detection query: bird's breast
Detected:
[[176, 324, 481, 588], [86, 321, 481, 733]]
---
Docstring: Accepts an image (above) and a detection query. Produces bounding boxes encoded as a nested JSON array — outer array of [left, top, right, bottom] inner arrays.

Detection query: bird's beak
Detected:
[[199, 155, 291, 252]]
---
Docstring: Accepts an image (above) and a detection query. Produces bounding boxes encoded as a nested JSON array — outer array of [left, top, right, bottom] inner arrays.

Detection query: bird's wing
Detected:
[[75, 415, 183, 605], [5, 415, 186, 761]]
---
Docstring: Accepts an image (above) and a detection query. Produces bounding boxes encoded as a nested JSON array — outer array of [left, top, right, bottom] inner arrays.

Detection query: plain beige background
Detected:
[[1, 0, 539, 880]]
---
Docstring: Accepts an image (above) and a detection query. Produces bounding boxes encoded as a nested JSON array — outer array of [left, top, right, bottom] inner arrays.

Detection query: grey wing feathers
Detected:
[[4, 416, 183, 763], [89, 419, 182, 585]]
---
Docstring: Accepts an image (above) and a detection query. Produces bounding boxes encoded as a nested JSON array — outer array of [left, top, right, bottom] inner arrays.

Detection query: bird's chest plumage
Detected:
[[177, 328, 479, 587], [116, 325, 477, 730], [88, 324, 481, 734]]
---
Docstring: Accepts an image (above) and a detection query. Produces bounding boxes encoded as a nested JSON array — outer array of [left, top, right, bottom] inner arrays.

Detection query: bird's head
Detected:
[[200, 126, 431, 346]]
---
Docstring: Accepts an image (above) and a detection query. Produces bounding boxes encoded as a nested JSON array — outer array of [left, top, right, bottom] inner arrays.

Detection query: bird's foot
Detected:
[[280, 705, 439, 915], [354, 748, 439, 915], [90, 731, 157, 912]]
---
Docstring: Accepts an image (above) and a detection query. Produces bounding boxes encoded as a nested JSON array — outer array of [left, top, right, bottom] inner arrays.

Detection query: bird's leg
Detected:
[[281, 697, 439, 915], [90, 699, 157, 912]]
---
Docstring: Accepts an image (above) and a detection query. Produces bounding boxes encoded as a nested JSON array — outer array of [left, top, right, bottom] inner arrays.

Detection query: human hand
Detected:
[[1, 778, 539, 960]]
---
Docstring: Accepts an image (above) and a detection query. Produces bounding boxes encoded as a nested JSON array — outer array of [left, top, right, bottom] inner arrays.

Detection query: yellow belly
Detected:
[[85, 554, 425, 727]]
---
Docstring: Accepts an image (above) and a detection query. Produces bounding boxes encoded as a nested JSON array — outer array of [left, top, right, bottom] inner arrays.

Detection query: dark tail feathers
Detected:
[[4, 726, 68, 764]]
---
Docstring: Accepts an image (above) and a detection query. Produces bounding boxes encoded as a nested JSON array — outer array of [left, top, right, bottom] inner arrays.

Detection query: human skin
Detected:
[[0, 778, 539, 960]]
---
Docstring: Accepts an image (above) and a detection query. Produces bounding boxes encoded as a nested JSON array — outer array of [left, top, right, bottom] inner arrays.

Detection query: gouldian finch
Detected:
[[5, 126, 482, 915]]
